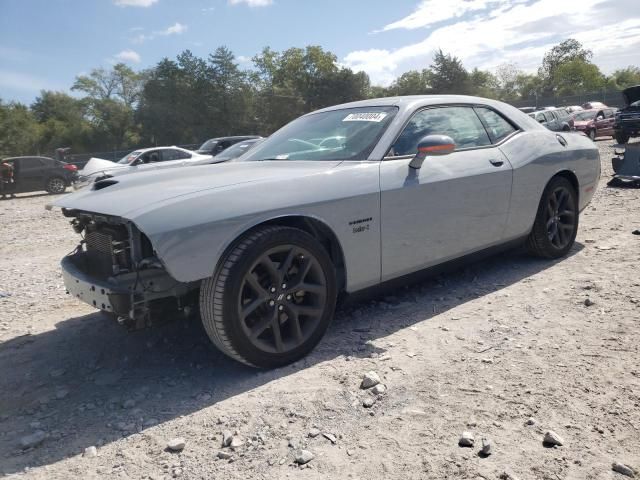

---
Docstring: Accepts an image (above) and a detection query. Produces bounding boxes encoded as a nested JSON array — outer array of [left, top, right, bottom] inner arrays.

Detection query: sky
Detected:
[[1, 0, 639, 104]]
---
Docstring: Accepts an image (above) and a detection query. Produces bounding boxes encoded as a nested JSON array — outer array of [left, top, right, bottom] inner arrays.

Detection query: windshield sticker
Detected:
[[343, 112, 388, 122]]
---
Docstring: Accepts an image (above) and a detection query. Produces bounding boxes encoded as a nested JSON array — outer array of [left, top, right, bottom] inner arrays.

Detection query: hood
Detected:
[[49, 160, 342, 218], [80, 157, 126, 176], [622, 85, 640, 106]]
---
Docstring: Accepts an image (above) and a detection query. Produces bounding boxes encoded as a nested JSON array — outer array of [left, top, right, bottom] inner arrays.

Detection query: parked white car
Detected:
[[75, 146, 214, 188]]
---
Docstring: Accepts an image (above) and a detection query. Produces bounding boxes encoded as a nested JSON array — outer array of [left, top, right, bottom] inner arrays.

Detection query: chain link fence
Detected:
[[510, 88, 625, 109]]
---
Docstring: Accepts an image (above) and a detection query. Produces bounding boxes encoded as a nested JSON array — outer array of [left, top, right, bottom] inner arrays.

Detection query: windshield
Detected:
[[117, 150, 143, 164], [631, 100, 640, 107], [241, 106, 398, 162], [573, 111, 596, 121], [198, 139, 218, 151]]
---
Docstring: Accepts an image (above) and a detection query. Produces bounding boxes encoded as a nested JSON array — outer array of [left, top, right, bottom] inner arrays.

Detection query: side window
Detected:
[[474, 107, 517, 143], [596, 110, 605, 120], [604, 109, 614, 118], [542, 112, 553, 123], [163, 149, 191, 161], [20, 158, 43, 169], [139, 151, 161, 163], [390, 106, 491, 156]]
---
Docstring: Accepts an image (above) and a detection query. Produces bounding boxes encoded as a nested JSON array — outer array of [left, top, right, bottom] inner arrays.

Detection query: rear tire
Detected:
[[526, 176, 579, 259], [200, 225, 337, 368], [615, 132, 630, 144], [45, 176, 66, 194]]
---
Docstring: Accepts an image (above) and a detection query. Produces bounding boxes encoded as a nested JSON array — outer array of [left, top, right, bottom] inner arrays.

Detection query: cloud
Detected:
[[0, 70, 51, 92], [162, 22, 187, 35], [343, 0, 640, 85], [114, 0, 158, 7], [113, 49, 141, 63], [229, 0, 273, 7], [132, 22, 188, 43], [378, 0, 512, 32]]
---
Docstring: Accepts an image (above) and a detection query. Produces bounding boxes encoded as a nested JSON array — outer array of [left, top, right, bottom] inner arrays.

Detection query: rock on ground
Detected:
[[294, 449, 314, 465], [543, 430, 564, 447], [19, 431, 46, 450], [360, 371, 381, 389], [166, 437, 186, 452], [458, 431, 474, 447], [83, 446, 97, 458], [612, 462, 636, 478]]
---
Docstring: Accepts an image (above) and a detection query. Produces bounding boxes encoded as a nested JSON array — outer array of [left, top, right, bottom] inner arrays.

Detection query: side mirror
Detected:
[[409, 135, 455, 169]]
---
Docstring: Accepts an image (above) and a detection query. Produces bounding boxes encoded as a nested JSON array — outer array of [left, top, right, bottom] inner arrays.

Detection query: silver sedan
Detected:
[[51, 95, 600, 368]]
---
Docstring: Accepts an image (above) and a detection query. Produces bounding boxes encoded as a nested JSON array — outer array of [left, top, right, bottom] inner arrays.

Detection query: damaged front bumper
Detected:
[[61, 249, 198, 327]]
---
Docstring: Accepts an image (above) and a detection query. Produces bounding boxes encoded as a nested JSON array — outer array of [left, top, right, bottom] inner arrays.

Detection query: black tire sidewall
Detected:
[[588, 129, 596, 141], [218, 228, 337, 368], [530, 177, 579, 258]]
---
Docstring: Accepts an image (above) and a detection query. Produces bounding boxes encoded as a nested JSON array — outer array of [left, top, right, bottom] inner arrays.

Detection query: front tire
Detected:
[[526, 176, 579, 259], [588, 129, 596, 141], [45, 176, 66, 194], [200, 226, 337, 368], [615, 132, 630, 144]]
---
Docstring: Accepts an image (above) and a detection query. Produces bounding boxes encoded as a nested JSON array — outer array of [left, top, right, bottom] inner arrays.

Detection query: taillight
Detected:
[[63, 164, 78, 171]]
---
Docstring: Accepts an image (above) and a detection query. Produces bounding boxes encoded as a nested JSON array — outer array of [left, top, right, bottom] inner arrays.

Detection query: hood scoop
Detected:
[[93, 179, 119, 190]]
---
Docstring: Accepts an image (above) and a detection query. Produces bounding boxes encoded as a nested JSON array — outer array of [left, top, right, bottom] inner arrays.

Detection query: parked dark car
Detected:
[[572, 108, 616, 140], [528, 108, 571, 131], [613, 85, 640, 144], [195, 136, 261, 156], [210, 138, 263, 162], [1, 156, 77, 195]]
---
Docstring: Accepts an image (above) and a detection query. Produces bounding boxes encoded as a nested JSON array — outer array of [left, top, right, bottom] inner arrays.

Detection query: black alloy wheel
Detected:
[[200, 226, 337, 368], [526, 176, 579, 259]]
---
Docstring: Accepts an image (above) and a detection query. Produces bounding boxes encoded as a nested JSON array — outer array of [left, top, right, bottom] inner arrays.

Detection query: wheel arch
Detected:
[[552, 169, 580, 204], [214, 215, 347, 293]]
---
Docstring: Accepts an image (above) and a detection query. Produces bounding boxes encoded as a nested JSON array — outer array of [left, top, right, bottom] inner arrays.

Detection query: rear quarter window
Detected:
[[474, 107, 518, 143]]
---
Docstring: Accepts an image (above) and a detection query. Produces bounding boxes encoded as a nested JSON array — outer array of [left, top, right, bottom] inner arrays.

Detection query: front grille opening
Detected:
[[84, 224, 131, 276]]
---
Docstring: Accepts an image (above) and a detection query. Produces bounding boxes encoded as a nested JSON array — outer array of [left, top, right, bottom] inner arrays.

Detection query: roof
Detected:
[[201, 135, 261, 142], [3, 156, 54, 160], [311, 94, 511, 114]]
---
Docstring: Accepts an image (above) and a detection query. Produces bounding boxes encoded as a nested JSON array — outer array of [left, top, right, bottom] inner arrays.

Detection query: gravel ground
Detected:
[[0, 139, 639, 480]]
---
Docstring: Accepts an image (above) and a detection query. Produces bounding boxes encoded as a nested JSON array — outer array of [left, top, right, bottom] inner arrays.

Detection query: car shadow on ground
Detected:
[[0, 244, 582, 473]]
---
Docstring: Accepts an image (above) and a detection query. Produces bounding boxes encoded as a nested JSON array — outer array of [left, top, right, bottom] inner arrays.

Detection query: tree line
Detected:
[[1, 39, 639, 158]]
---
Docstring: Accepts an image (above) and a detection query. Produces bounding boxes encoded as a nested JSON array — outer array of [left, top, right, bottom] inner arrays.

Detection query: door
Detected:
[[15, 158, 45, 192], [380, 105, 514, 281], [598, 109, 615, 136], [593, 110, 608, 137], [545, 111, 560, 131]]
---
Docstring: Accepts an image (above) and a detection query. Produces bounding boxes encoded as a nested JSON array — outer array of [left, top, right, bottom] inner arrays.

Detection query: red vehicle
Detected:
[[571, 108, 616, 140]]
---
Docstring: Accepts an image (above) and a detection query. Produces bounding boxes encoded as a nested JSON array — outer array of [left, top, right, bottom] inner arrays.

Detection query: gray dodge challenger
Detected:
[[50, 95, 600, 368]]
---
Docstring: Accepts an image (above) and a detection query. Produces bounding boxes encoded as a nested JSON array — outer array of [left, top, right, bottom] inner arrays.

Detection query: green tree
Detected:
[[72, 64, 143, 150], [554, 59, 605, 95], [469, 68, 499, 99], [538, 39, 593, 94], [429, 50, 470, 94], [609, 66, 640, 89], [31, 91, 91, 153], [0, 100, 41, 156], [388, 69, 431, 96]]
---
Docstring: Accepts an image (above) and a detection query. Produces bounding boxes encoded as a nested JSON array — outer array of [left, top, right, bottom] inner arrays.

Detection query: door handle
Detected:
[[489, 159, 504, 167]]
